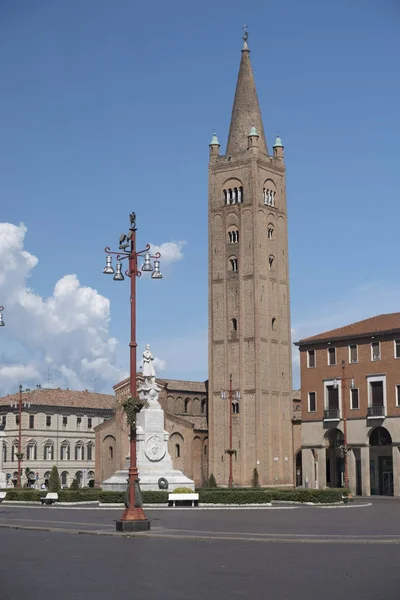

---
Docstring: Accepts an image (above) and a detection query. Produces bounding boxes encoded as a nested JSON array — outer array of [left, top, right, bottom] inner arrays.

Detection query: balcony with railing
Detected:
[[324, 408, 341, 421], [367, 405, 385, 418]]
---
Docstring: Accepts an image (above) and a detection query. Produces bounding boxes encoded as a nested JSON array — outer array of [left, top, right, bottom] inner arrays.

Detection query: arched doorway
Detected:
[[325, 428, 344, 488], [369, 426, 393, 496]]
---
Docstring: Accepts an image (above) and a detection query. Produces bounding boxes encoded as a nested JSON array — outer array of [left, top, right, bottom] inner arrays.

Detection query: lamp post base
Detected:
[[116, 519, 150, 532]]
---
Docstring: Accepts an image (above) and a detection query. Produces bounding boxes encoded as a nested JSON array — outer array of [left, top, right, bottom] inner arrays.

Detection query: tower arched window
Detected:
[[263, 188, 276, 206], [175, 444, 180, 458], [232, 402, 240, 414], [223, 182, 243, 205], [268, 255, 275, 271], [272, 317, 276, 331], [109, 446, 114, 460], [230, 257, 238, 272], [267, 225, 274, 239], [232, 318, 238, 331], [228, 229, 239, 243]]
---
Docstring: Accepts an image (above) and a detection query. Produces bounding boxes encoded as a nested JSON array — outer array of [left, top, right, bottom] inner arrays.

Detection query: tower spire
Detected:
[[226, 29, 268, 156]]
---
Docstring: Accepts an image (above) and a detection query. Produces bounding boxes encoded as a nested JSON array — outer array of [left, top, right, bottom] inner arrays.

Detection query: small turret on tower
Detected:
[[209, 131, 220, 162], [273, 135, 284, 162], [248, 125, 259, 153]]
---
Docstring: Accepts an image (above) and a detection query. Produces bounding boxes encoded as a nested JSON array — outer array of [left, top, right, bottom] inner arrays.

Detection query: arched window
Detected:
[[268, 255, 275, 270], [61, 471, 69, 487], [87, 442, 94, 461], [223, 181, 243, 205], [228, 229, 239, 243], [75, 471, 83, 487], [60, 442, 70, 461], [201, 399, 206, 414], [44, 442, 54, 461], [109, 446, 114, 460], [175, 444, 180, 458], [2, 443, 6, 463], [230, 257, 238, 272], [184, 399, 190, 414], [204, 445, 207, 456], [267, 225, 274, 239], [11, 441, 18, 463], [272, 317, 276, 331], [26, 441, 37, 460], [232, 402, 240, 414], [75, 443, 84, 461], [263, 188, 276, 206], [232, 318, 237, 331]]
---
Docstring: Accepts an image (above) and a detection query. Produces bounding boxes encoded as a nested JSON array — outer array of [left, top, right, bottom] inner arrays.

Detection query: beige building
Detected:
[[95, 376, 208, 488], [296, 313, 400, 496], [208, 35, 293, 486], [0, 387, 114, 488]]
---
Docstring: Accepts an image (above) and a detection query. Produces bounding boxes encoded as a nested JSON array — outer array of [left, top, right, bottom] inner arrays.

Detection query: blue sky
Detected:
[[0, 0, 399, 394]]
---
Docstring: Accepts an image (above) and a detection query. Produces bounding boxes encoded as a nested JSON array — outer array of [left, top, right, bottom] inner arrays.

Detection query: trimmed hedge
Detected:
[[2, 487, 346, 504]]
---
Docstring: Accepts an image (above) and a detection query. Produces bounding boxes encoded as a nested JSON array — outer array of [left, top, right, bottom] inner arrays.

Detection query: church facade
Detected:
[[208, 35, 293, 486]]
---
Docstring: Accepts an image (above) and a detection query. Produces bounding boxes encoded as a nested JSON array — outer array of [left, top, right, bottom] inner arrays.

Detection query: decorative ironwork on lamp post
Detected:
[[221, 374, 240, 488], [10, 384, 31, 488], [103, 212, 162, 532], [0, 306, 5, 327], [333, 360, 355, 496]]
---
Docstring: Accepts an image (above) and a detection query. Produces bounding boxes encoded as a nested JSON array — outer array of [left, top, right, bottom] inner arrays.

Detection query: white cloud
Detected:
[[149, 240, 185, 265], [0, 222, 174, 396]]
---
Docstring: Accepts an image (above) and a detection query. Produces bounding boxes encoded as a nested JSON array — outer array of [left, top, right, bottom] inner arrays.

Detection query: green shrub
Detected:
[[198, 488, 344, 504], [48, 466, 61, 493], [5, 489, 44, 501], [142, 491, 168, 504], [69, 479, 80, 491], [207, 474, 217, 488], [58, 489, 100, 502], [172, 487, 193, 494]]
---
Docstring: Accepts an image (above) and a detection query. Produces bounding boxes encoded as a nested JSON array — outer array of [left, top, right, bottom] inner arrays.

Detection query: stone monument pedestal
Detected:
[[102, 380, 195, 492]]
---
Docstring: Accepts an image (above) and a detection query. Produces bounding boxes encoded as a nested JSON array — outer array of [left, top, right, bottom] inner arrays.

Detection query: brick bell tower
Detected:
[[208, 32, 293, 487]]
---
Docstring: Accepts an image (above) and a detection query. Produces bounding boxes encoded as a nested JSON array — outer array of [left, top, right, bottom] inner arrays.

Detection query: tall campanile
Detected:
[[208, 33, 293, 487]]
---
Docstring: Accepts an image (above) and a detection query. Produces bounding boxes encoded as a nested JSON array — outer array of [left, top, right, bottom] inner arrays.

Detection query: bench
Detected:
[[40, 492, 58, 505], [0, 492, 6, 503], [168, 493, 199, 507]]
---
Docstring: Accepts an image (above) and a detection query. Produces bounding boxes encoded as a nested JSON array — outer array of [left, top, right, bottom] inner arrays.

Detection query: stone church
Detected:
[[95, 34, 297, 489]]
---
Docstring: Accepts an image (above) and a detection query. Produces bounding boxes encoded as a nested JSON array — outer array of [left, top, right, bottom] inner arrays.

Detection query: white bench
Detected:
[[168, 493, 199, 507], [0, 492, 6, 503], [40, 492, 58, 505]]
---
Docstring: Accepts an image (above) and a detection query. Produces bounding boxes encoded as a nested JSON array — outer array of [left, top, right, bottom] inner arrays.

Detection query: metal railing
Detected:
[[324, 408, 340, 420], [367, 406, 385, 417]]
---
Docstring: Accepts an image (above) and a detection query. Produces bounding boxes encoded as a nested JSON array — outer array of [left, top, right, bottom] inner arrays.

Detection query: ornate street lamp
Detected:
[[333, 360, 355, 496], [0, 306, 5, 327], [103, 212, 162, 532], [221, 374, 240, 488]]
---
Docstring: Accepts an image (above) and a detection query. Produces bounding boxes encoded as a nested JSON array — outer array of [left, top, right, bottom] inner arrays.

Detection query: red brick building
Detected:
[[295, 313, 400, 496]]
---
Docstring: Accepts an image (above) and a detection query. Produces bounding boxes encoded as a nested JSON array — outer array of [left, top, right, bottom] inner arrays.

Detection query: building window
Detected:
[[15, 415, 20, 426], [175, 444, 180, 458], [2, 415, 6, 427], [204, 445, 207, 456], [229, 257, 238, 272], [371, 341, 380, 361], [396, 385, 400, 407], [349, 344, 358, 363], [224, 186, 243, 205], [60, 443, 70, 461], [271, 318, 276, 331], [228, 229, 239, 243], [75, 444, 84, 461], [77, 417, 82, 428], [395, 340, 400, 359], [87, 443, 93, 461], [88, 418, 93, 429], [367, 375, 386, 417], [61, 471, 68, 487], [232, 402, 240, 414], [44, 443, 54, 461], [268, 255, 275, 270], [267, 225, 274, 239], [232, 318, 237, 331], [328, 347, 336, 366], [29, 415, 34, 429], [308, 392, 316, 412], [307, 350, 316, 368], [184, 399, 190, 414], [26, 442, 37, 460], [108, 446, 113, 460], [263, 188, 275, 206], [2, 443, 6, 463], [46, 416, 51, 427], [201, 399, 206, 414], [351, 388, 359, 410], [62, 416, 68, 427]]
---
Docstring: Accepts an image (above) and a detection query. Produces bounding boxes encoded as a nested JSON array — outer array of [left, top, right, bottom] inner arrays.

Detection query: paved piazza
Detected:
[[0, 500, 399, 599]]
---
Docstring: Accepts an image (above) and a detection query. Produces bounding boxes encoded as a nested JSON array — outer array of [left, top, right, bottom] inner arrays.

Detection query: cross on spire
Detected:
[[242, 24, 249, 43]]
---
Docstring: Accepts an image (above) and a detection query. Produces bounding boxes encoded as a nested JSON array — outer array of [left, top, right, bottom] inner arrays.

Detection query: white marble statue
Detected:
[[142, 344, 156, 383]]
